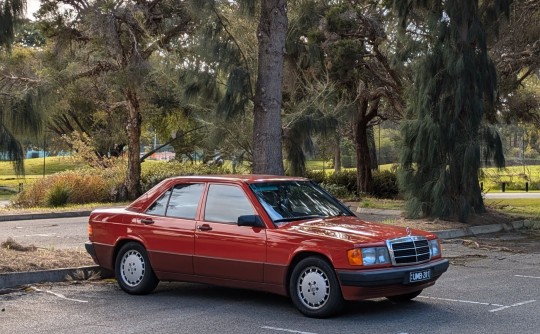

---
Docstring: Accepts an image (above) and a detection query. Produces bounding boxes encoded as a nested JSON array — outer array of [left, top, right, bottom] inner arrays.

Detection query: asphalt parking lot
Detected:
[[1, 230, 539, 334]]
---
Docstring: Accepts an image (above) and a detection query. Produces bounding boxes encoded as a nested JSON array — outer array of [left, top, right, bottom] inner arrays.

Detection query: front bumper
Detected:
[[337, 258, 449, 287]]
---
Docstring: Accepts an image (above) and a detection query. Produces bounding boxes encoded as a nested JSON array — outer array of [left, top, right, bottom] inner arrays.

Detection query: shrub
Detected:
[[305, 170, 327, 184], [326, 170, 357, 194], [305, 169, 399, 199], [46, 183, 71, 207], [141, 161, 228, 192], [320, 183, 351, 199], [13, 170, 110, 207], [372, 170, 399, 199]]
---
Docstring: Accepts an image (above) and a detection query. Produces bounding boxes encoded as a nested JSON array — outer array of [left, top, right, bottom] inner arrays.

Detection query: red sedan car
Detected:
[[85, 175, 449, 317]]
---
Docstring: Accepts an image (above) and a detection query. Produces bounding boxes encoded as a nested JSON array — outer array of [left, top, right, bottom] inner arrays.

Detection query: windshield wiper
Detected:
[[274, 215, 324, 223]]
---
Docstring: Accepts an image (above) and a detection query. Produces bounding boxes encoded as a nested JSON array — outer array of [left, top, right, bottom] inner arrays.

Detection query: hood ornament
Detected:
[[406, 226, 412, 237]]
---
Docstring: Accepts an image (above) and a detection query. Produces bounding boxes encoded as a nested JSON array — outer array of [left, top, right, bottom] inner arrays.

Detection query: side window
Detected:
[[146, 189, 172, 216], [166, 183, 204, 219], [204, 184, 255, 223]]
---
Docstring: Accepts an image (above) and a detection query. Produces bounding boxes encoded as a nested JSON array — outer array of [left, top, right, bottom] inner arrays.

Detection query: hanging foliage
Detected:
[[396, 0, 510, 222]]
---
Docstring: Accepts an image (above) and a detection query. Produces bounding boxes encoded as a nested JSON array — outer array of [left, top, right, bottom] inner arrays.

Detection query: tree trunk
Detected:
[[470, 167, 486, 214], [125, 89, 142, 200], [355, 123, 373, 194], [354, 101, 373, 194], [368, 125, 378, 170], [252, 0, 287, 175]]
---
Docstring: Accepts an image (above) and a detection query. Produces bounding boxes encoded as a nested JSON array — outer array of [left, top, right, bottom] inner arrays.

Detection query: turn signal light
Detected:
[[347, 249, 363, 266], [88, 224, 93, 237]]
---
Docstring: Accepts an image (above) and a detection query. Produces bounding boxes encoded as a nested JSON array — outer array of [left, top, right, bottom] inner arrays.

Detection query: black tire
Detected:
[[386, 290, 423, 302], [289, 257, 345, 318], [115, 242, 159, 295]]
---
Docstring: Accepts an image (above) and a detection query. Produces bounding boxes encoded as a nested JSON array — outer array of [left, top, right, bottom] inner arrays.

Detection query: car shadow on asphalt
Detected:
[[144, 281, 455, 319]]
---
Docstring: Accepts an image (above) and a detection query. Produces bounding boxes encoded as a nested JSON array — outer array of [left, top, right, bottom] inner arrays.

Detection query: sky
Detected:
[[26, 0, 41, 19]]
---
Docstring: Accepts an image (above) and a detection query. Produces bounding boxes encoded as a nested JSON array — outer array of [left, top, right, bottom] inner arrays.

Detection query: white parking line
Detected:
[[515, 275, 540, 279], [418, 296, 504, 307], [261, 326, 319, 334], [489, 300, 536, 313], [30, 287, 88, 303], [420, 296, 537, 313]]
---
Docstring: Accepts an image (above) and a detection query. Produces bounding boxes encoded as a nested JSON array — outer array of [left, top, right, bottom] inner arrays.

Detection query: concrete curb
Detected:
[[356, 207, 402, 216], [0, 210, 91, 222], [432, 220, 540, 239], [0, 265, 113, 290]]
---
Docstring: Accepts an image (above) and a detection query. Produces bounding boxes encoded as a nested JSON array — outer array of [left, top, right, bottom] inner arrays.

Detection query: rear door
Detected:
[[137, 182, 204, 275], [194, 183, 267, 282]]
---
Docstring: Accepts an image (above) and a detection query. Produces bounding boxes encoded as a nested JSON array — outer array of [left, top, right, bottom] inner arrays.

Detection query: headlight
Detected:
[[362, 248, 377, 265], [348, 247, 390, 266], [429, 239, 441, 257]]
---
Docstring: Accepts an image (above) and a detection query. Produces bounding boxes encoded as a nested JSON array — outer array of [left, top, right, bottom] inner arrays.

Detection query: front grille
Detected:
[[387, 236, 431, 265]]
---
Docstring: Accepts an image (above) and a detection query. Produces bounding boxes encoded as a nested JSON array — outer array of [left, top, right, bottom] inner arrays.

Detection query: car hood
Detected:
[[281, 216, 436, 245]]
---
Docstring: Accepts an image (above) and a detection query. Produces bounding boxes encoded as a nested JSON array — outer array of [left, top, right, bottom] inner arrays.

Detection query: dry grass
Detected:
[[405, 209, 521, 231], [0, 238, 95, 273]]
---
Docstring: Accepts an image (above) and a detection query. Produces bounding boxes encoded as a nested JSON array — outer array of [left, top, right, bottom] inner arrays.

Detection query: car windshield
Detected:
[[249, 181, 354, 225]]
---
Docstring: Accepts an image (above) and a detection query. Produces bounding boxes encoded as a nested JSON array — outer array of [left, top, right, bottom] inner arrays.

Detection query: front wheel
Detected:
[[289, 257, 344, 318], [115, 242, 159, 294], [386, 290, 423, 302]]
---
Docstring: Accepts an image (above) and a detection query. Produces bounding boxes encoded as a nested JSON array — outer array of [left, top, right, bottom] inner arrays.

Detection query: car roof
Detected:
[[164, 174, 308, 184], [127, 174, 310, 212]]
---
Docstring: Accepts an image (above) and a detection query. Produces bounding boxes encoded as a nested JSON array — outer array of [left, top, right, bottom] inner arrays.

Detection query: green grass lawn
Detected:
[[357, 197, 540, 218], [0, 156, 83, 176], [481, 165, 540, 192], [357, 197, 540, 221], [484, 198, 540, 219]]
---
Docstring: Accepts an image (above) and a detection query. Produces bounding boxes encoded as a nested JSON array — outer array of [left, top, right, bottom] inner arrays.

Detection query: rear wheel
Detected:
[[289, 257, 344, 318], [386, 290, 423, 302], [115, 242, 159, 294]]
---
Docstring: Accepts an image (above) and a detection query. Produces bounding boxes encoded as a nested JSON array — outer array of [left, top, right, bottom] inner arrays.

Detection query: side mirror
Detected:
[[237, 215, 265, 228]]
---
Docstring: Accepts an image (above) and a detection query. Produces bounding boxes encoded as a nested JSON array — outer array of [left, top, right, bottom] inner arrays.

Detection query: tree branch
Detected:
[[140, 125, 205, 162], [71, 61, 120, 81], [141, 20, 192, 59], [211, 3, 254, 99]]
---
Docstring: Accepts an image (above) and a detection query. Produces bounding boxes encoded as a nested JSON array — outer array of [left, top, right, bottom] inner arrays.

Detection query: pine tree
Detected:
[[0, 0, 42, 175], [0, 0, 25, 49], [396, 0, 510, 221], [252, 0, 287, 175], [36, 0, 193, 199]]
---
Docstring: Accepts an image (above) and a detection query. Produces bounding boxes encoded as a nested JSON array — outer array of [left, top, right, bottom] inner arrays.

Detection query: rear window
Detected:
[[145, 183, 204, 219]]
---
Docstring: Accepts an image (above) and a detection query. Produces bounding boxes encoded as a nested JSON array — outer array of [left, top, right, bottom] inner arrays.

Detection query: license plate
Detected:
[[408, 269, 431, 283]]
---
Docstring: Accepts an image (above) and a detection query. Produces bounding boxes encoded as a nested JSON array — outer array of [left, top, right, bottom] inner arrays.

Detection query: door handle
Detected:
[[141, 218, 154, 225], [196, 224, 212, 231]]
